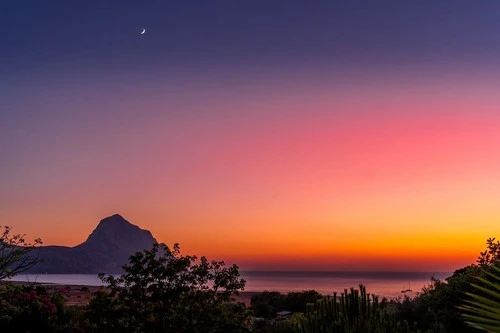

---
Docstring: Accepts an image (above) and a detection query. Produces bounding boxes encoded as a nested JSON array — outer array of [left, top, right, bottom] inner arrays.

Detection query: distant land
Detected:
[[27, 214, 158, 274]]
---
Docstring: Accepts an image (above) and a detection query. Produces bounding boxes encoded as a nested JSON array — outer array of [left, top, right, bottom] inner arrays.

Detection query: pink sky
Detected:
[[3, 67, 500, 271]]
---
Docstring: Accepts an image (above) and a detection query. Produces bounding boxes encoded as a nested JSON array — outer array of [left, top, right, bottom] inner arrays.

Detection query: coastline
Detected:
[[1, 281, 257, 307]]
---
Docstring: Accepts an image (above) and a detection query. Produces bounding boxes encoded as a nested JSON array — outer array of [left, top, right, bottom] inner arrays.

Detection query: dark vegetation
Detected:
[[251, 290, 322, 319], [0, 225, 42, 280], [88, 243, 250, 333], [2, 225, 500, 332]]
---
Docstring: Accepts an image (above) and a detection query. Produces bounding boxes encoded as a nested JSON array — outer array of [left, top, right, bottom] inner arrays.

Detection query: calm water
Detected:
[[11, 271, 451, 299]]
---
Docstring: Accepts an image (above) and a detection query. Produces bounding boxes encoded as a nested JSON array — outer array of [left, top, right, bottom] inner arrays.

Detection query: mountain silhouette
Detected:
[[27, 214, 158, 274]]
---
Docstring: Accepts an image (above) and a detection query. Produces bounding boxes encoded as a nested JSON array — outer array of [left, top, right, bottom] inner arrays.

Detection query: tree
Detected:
[[416, 268, 482, 332], [87, 243, 251, 333], [477, 238, 500, 267], [403, 237, 500, 333], [0, 225, 42, 280], [250, 291, 283, 318], [457, 237, 500, 332], [250, 290, 322, 319]]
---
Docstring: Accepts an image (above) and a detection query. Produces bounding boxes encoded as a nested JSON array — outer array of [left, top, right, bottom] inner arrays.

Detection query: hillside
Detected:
[[27, 214, 158, 274]]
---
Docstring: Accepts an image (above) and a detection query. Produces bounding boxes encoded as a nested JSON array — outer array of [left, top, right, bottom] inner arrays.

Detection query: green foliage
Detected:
[[295, 284, 416, 333], [253, 317, 299, 333], [251, 291, 285, 318], [0, 283, 67, 333], [477, 238, 500, 268], [2, 233, 500, 333], [251, 290, 323, 319], [402, 237, 500, 333], [85, 290, 122, 333], [288, 291, 324, 312], [0, 225, 42, 280], [87, 242, 251, 333], [413, 268, 482, 333], [460, 265, 500, 332]]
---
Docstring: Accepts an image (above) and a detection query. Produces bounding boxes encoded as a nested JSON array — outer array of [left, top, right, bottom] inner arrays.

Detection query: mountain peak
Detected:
[[96, 214, 133, 228], [85, 214, 157, 245], [29, 214, 159, 274], [108, 213, 126, 220], [75, 214, 158, 267]]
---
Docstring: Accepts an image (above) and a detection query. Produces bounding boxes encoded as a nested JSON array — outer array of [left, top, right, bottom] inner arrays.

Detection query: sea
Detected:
[[11, 271, 451, 299]]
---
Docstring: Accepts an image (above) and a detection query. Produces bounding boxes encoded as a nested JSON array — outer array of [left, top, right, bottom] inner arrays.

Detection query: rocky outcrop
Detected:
[[27, 214, 158, 274]]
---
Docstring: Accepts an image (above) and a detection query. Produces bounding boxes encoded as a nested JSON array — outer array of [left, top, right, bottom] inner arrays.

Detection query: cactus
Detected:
[[295, 284, 422, 333]]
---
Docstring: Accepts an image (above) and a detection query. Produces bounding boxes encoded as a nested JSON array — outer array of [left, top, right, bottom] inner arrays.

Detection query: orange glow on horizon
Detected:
[[4, 71, 500, 272]]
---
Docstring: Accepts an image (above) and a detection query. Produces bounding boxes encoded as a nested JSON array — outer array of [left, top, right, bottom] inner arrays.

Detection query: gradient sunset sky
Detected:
[[2, 1, 500, 271]]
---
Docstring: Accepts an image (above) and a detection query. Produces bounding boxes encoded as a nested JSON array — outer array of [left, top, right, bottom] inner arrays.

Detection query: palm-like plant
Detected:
[[460, 265, 500, 332]]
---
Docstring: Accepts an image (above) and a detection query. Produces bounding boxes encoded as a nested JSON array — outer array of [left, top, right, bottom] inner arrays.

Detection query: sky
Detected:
[[2, 1, 500, 271]]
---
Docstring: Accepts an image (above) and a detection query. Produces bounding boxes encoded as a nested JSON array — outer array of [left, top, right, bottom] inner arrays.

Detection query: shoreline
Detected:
[[1, 281, 258, 307]]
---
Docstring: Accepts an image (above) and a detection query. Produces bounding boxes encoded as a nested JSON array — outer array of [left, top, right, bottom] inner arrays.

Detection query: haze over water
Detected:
[[13, 271, 451, 298]]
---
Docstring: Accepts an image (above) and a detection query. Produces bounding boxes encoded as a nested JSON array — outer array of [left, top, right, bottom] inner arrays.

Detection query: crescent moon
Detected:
[[140, 28, 146, 35]]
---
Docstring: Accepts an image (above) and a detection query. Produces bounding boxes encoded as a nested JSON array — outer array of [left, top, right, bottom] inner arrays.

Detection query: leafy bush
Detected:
[[0, 284, 66, 333], [86, 242, 251, 333], [251, 290, 322, 319]]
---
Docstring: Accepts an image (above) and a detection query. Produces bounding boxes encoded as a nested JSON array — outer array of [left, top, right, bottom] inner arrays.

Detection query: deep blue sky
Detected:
[[2, 1, 500, 72]]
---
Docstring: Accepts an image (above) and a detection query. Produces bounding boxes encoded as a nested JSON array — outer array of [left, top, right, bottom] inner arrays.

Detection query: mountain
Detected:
[[27, 214, 158, 274]]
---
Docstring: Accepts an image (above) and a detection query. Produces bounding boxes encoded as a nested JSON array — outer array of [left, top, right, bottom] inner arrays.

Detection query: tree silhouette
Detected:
[[88, 243, 250, 333], [0, 226, 42, 280]]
